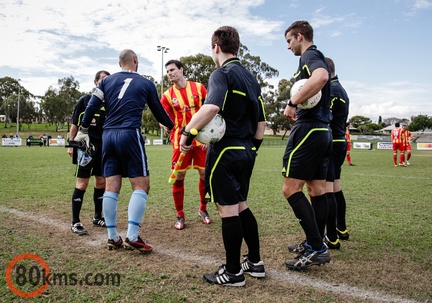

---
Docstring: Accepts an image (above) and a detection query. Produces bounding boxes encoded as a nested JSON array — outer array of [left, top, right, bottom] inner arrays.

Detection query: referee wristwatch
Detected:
[[287, 99, 297, 108], [180, 126, 189, 136]]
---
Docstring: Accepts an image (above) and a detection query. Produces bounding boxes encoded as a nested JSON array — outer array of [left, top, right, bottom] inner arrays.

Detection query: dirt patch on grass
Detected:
[[1, 206, 429, 303]]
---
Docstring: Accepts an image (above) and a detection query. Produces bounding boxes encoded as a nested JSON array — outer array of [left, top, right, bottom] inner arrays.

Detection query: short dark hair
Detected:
[[326, 57, 335, 74], [211, 26, 240, 55], [165, 59, 183, 69], [395, 122, 400, 127], [284, 20, 313, 42], [94, 70, 110, 81]]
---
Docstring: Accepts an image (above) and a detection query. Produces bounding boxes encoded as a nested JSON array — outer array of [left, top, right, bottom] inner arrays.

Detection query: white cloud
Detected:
[[414, 0, 432, 9], [344, 80, 431, 120], [0, 0, 281, 95]]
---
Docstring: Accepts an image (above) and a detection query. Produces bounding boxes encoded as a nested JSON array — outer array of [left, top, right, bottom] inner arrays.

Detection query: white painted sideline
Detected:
[[0, 206, 418, 303]]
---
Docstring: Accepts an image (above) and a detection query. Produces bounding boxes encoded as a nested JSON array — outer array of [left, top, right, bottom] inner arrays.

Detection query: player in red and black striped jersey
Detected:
[[160, 60, 210, 230], [391, 122, 405, 166]]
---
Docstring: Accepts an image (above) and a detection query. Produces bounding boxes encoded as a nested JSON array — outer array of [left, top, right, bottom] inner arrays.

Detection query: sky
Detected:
[[1, 0, 431, 122]]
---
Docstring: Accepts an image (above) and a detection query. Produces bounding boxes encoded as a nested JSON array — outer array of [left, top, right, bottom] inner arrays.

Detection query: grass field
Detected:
[[0, 142, 431, 303]]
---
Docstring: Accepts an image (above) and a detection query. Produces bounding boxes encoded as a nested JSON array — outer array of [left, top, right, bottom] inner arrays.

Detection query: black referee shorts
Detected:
[[205, 141, 256, 205], [282, 122, 332, 181]]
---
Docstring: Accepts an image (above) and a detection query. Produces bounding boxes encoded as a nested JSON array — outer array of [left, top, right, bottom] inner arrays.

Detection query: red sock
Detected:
[[400, 153, 405, 164], [199, 178, 206, 212], [346, 154, 351, 165], [173, 179, 184, 218], [393, 154, 397, 165], [407, 153, 411, 161]]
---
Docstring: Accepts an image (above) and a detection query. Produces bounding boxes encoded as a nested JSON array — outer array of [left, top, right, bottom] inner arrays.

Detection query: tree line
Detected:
[[1, 45, 431, 134]]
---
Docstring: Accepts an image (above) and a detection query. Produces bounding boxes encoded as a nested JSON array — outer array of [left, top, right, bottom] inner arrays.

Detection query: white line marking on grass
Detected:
[[349, 173, 423, 180], [1, 206, 419, 303]]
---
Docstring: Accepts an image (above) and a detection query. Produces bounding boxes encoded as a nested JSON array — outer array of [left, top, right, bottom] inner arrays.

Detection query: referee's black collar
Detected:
[[306, 45, 318, 51], [221, 57, 241, 67]]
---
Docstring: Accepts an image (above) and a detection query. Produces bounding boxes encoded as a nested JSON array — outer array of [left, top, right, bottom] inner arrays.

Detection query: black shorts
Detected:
[[75, 141, 102, 178], [282, 122, 332, 181], [205, 141, 256, 205], [326, 140, 347, 182]]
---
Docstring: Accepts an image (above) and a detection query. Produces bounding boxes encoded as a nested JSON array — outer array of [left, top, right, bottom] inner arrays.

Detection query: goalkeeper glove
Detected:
[[74, 126, 90, 148]]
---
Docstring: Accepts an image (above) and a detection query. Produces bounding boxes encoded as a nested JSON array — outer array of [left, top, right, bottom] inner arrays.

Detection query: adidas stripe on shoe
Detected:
[[241, 256, 265, 278], [93, 217, 106, 227], [203, 265, 245, 287]]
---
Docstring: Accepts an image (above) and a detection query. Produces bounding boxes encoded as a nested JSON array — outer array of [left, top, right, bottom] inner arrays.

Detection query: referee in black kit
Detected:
[[282, 20, 333, 270], [180, 26, 266, 287]]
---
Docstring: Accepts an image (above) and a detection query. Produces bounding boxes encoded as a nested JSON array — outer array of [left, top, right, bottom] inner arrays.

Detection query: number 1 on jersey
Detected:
[[118, 78, 132, 99]]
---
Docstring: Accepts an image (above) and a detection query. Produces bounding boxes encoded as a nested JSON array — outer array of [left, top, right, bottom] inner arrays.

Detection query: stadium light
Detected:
[[16, 78, 21, 136], [157, 46, 169, 141]]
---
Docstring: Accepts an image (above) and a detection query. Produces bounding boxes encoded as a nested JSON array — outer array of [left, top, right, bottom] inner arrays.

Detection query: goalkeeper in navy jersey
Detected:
[[76, 49, 174, 252]]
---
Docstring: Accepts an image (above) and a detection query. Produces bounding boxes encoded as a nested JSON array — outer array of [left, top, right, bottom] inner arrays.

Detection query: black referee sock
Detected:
[[287, 192, 322, 251], [239, 208, 261, 263], [222, 216, 243, 274], [72, 188, 85, 224], [311, 194, 328, 239], [335, 190, 347, 231], [93, 187, 105, 219], [325, 192, 338, 242]]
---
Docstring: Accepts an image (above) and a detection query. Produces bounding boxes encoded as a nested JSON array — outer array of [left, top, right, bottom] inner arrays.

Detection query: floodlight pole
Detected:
[[16, 79, 21, 136], [157, 45, 169, 142]]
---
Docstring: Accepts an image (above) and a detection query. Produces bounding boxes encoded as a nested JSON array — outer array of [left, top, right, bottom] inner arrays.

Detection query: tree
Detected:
[[180, 54, 215, 88], [264, 78, 293, 136], [1, 94, 15, 128], [238, 44, 279, 88], [178, 44, 279, 89], [141, 105, 162, 135], [357, 123, 381, 134], [0, 77, 21, 111], [349, 115, 372, 128], [0, 79, 37, 130], [40, 76, 82, 132], [408, 115, 432, 132]]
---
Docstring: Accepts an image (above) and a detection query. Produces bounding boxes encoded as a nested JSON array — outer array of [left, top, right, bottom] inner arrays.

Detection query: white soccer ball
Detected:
[[290, 79, 322, 109], [196, 114, 226, 144]]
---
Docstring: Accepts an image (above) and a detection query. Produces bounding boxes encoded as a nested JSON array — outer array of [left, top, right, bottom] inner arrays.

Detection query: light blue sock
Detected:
[[103, 191, 119, 241], [126, 190, 148, 242]]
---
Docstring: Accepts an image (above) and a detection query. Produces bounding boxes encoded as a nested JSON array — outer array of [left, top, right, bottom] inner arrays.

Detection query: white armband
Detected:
[[93, 88, 105, 100]]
